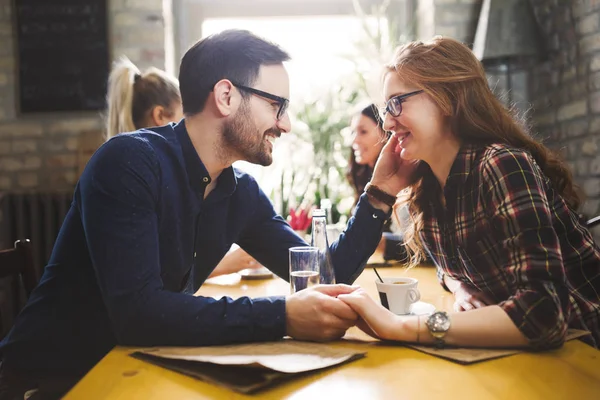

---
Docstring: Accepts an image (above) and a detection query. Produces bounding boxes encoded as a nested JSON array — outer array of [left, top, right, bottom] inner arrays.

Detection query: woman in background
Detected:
[[347, 104, 407, 261], [106, 57, 183, 139], [346, 104, 387, 206], [106, 57, 261, 278]]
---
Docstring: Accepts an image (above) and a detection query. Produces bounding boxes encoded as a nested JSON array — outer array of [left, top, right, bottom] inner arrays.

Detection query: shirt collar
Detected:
[[446, 143, 481, 187], [174, 119, 237, 196]]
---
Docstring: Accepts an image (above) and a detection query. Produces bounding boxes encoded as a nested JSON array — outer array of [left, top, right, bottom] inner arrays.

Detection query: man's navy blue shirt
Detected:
[[0, 121, 386, 377]]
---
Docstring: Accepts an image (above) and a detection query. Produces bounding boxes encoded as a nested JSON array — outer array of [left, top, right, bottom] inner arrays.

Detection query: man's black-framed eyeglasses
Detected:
[[231, 82, 289, 120], [383, 90, 424, 117]]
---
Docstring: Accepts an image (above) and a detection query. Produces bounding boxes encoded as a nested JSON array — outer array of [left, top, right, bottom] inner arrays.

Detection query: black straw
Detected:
[[373, 268, 384, 283]]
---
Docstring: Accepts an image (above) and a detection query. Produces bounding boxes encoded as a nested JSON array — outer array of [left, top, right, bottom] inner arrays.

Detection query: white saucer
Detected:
[[238, 267, 273, 280], [408, 301, 436, 316]]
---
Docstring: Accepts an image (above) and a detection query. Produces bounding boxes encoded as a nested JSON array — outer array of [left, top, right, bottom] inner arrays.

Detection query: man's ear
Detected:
[[212, 79, 238, 117]]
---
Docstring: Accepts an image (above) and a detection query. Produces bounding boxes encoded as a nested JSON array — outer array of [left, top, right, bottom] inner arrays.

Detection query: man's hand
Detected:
[[369, 132, 419, 196], [285, 284, 360, 341]]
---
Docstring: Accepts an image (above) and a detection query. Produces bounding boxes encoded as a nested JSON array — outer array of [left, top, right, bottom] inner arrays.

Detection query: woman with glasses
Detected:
[[105, 57, 262, 278], [338, 36, 600, 349]]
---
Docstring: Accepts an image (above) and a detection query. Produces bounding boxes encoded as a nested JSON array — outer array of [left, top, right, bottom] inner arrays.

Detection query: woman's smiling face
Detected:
[[382, 72, 448, 164]]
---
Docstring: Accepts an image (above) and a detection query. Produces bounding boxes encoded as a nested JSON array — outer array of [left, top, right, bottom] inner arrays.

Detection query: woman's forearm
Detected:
[[394, 305, 530, 348]]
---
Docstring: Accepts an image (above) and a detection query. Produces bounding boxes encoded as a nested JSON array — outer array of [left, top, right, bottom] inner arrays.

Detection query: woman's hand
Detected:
[[209, 248, 262, 278], [337, 288, 402, 341], [369, 132, 419, 196], [451, 281, 493, 312]]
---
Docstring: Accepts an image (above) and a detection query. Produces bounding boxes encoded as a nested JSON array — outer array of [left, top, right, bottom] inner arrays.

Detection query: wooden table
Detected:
[[65, 266, 600, 400]]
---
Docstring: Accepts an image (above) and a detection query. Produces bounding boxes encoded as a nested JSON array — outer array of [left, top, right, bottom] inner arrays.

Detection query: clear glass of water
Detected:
[[289, 246, 320, 294]]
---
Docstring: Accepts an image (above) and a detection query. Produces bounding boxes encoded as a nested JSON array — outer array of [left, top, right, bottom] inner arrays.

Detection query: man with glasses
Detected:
[[0, 30, 392, 398]]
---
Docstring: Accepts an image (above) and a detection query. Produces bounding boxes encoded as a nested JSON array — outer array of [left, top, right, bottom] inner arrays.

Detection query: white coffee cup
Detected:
[[375, 277, 421, 315]]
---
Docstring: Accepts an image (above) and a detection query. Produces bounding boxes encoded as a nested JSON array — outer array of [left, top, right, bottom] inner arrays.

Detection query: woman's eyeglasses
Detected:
[[382, 90, 424, 117], [231, 82, 289, 120]]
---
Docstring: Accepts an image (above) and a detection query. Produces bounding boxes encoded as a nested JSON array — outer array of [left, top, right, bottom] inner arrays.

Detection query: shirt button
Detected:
[[202, 177, 210, 183], [194, 252, 197, 258]]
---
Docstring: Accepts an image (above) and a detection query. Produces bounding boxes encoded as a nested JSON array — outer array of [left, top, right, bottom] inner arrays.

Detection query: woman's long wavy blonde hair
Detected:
[[388, 36, 582, 267]]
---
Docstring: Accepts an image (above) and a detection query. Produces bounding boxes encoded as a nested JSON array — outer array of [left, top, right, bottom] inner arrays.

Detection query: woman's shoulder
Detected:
[[474, 143, 546, 188], [475, 143, 538, 172], [478, 143, 532, 161]]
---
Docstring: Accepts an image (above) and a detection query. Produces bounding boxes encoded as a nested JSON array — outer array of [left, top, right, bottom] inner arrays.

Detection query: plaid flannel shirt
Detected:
[[421, 143, 600, 349]]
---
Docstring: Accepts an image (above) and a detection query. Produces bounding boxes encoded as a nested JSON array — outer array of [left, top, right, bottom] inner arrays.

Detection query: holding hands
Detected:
[[338, 288, 404, 341], [285, 284, 360, 341], [284, 275, 493, 344], [285, 283, 409, 343]]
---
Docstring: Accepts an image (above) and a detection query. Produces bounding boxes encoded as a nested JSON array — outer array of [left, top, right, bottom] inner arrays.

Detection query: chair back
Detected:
[[587, 216, 600, 229], [0, 239, 38, 337]]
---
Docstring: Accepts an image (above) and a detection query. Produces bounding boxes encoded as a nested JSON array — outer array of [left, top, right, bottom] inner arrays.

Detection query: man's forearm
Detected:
[[110, 292, 286, 346]]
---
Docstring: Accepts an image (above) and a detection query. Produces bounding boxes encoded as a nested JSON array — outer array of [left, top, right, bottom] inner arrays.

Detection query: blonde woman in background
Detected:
[[106, 57, 262, 278], [105, 56, 182, 139]]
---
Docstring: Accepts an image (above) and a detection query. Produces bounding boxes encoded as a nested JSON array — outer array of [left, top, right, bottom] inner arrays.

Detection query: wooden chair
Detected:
[[0, 239, 38, 336]]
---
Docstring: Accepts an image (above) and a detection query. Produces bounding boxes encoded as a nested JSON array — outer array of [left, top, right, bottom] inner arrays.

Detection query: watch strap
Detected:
[[364, 183, 397, 208], [433, 337, 446, 349]]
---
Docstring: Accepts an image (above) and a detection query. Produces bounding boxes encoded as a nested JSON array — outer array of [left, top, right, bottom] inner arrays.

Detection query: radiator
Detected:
[[0, 192, 73, 275]]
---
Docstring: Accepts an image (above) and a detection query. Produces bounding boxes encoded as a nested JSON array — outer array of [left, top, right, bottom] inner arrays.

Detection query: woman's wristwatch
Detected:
[[425, 311, 451, 349]]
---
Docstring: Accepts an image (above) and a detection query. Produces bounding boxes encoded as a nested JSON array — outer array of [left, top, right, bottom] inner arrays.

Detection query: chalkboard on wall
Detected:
[[15, 0, 109, 113]]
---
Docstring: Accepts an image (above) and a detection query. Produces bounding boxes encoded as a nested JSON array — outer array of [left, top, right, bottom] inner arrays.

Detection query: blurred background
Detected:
[[0, 0, 598, 274]]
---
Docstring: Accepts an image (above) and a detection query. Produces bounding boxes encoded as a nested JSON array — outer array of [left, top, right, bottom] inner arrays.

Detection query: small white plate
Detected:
[[238, 267, 273, 280], [408, 301, 436, 316]]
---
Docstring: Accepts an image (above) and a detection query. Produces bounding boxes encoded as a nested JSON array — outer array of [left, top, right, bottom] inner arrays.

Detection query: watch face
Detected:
[[428, 311, 450, 332]]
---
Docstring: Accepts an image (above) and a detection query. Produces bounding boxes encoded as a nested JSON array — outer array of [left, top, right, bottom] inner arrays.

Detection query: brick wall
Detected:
[[0, 0, 167, 192], [528, 0, 600, 237]]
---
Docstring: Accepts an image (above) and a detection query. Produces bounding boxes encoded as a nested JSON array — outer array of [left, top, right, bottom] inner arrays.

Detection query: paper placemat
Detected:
[[405, 329, 591, 364], [131, 340, 366, 393]]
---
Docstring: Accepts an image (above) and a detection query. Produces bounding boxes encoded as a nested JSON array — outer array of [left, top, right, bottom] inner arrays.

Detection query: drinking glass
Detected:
[[289, 246, 319, 294]]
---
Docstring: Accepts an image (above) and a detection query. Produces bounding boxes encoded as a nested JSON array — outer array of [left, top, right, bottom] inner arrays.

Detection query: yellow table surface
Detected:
[[65, 266, 600, 400]]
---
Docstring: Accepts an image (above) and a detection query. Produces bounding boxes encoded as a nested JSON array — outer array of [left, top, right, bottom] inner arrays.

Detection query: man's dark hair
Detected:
[[179, 29, 291, 116]]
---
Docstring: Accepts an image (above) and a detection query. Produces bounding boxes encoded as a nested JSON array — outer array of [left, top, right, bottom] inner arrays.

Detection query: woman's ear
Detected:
[[150, 105, 169, 126]]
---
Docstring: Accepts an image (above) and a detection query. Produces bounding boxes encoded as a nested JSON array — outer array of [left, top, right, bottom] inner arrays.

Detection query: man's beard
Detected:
[[222, 101, 280, 166]]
